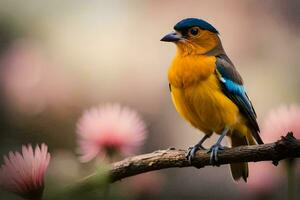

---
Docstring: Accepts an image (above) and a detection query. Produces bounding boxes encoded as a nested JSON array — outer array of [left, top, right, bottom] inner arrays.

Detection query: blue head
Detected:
[[174, 18, 219, 34], [161, 18, 221, 55]]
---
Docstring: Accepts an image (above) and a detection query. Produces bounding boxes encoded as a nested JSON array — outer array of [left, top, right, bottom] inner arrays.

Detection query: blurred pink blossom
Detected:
[[0, 143, 50, 200], [261, 104, 300, 143], [76, 103, 147, 162], [0, 39, 75, 115]]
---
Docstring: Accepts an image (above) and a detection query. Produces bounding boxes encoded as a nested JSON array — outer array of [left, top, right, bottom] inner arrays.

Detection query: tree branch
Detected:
[[108, 133, 300, 182]]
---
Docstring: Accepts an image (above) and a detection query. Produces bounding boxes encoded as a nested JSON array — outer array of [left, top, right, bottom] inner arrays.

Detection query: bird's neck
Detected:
[[175, 35, 224, 56]]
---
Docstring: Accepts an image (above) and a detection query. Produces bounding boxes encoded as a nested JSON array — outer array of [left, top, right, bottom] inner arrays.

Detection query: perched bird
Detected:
[[161, 18, 263, 182]]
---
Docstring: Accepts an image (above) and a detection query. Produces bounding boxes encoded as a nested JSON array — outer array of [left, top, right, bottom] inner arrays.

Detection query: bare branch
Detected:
[[108, 133, 300, 182]]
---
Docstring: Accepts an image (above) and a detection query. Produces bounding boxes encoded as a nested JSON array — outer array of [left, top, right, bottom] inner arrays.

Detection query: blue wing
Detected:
[[216, 56, 263, 144]]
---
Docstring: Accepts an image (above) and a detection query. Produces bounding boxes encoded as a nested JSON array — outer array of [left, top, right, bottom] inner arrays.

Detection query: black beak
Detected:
[[160, 32, 181, 42]]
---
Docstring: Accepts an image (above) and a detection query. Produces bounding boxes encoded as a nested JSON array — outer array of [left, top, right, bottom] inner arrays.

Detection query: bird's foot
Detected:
[[186, 144, 206, 164], [208, 143, 225, 165]]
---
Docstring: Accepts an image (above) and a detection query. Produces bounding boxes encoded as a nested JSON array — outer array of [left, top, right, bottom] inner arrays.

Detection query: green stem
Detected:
[[103, 184, 110, 200], [286, 159, 295, 200], [44, 164, 111, 200], [102, 157, 114, 200]]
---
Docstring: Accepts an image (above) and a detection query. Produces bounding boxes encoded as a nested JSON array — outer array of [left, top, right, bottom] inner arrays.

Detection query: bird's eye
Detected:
[[189, 27, 200, 36]]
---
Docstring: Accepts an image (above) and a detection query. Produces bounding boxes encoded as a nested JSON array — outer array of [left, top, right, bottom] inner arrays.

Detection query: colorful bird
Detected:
[[161, 18, 263, 182]]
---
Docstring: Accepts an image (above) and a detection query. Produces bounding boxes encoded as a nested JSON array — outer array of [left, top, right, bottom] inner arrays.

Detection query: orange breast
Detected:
[[168, 54, 216, 88]]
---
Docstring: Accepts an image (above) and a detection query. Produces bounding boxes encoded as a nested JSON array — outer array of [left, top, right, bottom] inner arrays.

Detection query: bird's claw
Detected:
[[208, 144, 225, 165], [186, 145, 206, 164]]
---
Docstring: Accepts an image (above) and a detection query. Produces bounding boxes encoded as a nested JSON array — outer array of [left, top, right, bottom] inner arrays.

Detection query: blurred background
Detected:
[[0, 0, 299, 199]]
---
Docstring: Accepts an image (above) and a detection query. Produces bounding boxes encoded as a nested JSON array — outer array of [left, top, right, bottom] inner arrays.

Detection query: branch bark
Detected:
[[108, 133, 300, 182]]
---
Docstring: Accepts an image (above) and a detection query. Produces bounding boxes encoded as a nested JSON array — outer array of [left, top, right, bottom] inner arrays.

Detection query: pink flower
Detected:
[[261, 104, 300, 143], [76, 103, 147, 162], [0, 144, 50, 200]]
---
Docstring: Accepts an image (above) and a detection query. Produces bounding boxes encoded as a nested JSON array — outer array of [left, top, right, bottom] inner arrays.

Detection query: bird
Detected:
[[161, 18, 263, 182]]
